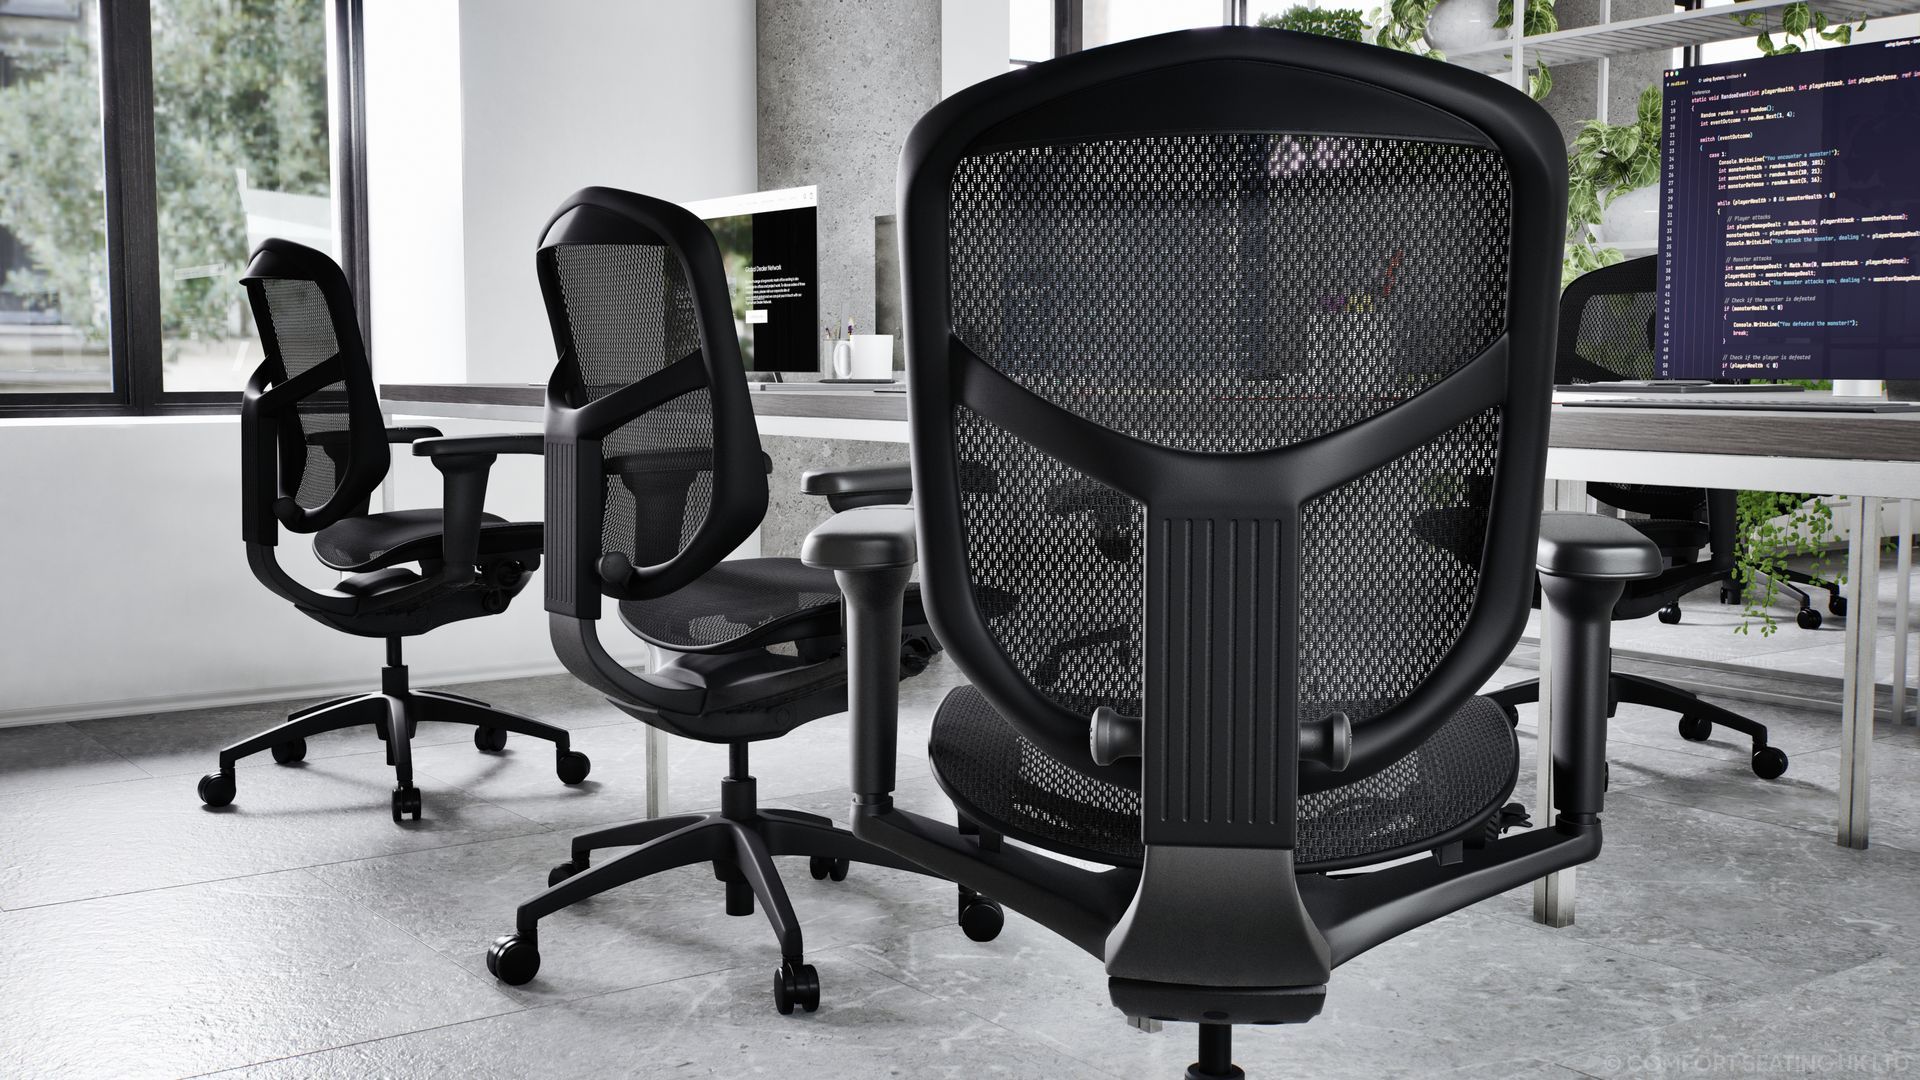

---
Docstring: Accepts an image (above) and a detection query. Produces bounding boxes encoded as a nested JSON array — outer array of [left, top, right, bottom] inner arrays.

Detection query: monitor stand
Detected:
[[1832, 379, 1885, 399]]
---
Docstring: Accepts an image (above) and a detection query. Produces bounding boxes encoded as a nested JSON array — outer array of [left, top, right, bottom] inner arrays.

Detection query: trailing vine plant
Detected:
[[1734, 0, 1865, 55], [1564, 84, 1662, 285], [1370, 0, 1556, 98], [1261, 5, 1369, 41], [1733, 487, 1842, 636]]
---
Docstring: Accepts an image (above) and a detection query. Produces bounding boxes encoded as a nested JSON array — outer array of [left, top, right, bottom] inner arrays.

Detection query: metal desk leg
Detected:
[[641, 644, 671, 819], [1535, 479, 1585, 926], [645, 726, 670, 819], [1896, 501, 1913, 727], [1839, 495, 1882, 849]]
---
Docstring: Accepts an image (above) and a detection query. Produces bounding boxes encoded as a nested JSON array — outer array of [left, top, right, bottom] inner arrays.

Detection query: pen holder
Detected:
[[831, 340, 856, 379]]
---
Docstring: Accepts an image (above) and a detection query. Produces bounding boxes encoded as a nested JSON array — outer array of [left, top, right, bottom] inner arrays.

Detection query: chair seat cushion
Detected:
[[619, 557, 921, 651], [313, 509, 542, 572], [926, 685, 1519, 871]]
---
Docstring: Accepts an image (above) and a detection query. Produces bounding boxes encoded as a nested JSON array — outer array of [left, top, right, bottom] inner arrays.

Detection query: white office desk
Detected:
[[384, 383, 1920, 924]]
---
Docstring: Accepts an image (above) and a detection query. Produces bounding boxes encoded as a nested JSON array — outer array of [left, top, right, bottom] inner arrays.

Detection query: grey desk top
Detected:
[[381, 383, 1920, 463], [383, 382, 909, 423]]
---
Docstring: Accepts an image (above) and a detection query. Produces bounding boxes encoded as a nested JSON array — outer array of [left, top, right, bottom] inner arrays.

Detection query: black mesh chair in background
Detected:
[[1486, 256, 1789, 781], [484, 188, 998, 1013], [801, 28, 1661, 1078], [203, 240, 588, 822]]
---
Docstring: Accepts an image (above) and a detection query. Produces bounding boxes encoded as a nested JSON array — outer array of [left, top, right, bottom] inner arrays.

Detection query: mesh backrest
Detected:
[[1558, 256, 1658, 383], [258, 277, 350, 509], [549, 243, 717, 575], [947, 133, 1511, 728]]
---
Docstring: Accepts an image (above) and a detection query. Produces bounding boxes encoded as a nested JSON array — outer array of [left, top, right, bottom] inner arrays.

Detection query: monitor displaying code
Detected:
[[1656, 39, 1920, 380]]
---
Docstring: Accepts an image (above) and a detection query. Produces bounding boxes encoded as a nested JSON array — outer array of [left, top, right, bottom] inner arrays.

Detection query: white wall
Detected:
[[363, 0, 467, 386], [0, 2, 757, 726], [458, 0, 759, 384], [942, 0, 1012, 97]]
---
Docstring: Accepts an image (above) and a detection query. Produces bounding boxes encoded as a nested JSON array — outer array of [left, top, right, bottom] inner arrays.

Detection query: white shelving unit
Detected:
[[1447, 0, 1920, 99]]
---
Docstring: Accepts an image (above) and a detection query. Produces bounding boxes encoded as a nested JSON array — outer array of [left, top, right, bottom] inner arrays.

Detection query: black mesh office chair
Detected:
[[801, 28, 1661, 1078], [484, 188, 996, 1013], [1485, 256, 1789, 780], [202, 240, 588, 822]]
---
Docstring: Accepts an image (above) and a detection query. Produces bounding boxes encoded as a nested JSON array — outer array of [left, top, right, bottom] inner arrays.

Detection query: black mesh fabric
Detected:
[[550, 244, 719, 602], [1561, 282, 1658, 383], [939, 133, 1514, 849], [929, 685, 1518, 869], [259, 278, 348, 509], [950, 135, 1511, 452], [618, 558, 843, 649]]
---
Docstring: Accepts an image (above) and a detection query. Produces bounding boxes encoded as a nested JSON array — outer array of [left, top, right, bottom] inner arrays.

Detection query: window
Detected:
[[1022, 1, 1247, 65], [0, 0, 364, 415]]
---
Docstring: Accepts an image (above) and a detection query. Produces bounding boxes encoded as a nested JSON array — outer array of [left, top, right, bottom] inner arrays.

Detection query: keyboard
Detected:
[[1556, 381, 1808, 394], [1563, 397, 1920, 413]]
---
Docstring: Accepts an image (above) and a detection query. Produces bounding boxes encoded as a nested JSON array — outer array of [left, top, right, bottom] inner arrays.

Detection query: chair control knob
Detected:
[[1300, 712, 1352, 772], [596, 551, 633, 590], [1090, 707, 1143, 765]]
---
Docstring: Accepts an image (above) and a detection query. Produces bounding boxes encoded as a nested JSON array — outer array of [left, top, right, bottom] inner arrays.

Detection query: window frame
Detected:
[[1044, 0, 1246, 60], [0, 0, 369, 417]]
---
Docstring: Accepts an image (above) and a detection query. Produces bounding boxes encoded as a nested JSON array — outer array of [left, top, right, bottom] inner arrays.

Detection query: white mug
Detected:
[[848, 334, 893, 380]]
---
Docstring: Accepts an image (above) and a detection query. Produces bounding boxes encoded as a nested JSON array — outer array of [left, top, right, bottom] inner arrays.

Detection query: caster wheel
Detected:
[[899, 636, 936, 678], [1829, 595, 1848, 617], [474, 727, 507, 752], [271, 738, 307, 764], [556, 751, 591, 786], [958, 897, 1005, 942], [1797, 607, 1823, 631], [1677, 713, 1713, 742], [392, 785, 422, 823], [1752, 746, 1790, 780], [197, 772, 235, 807], [1658, 603, 1682, 625], [774, 961, 820, 1015], [548, 859, 584, 886], [809, 856, 850, 881], [1495, 700, 1520, 727], [486, 933, 540, 985]]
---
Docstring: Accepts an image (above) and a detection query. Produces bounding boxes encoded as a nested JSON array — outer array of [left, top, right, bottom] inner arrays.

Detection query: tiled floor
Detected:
[[3, 651, 1919, 1078]]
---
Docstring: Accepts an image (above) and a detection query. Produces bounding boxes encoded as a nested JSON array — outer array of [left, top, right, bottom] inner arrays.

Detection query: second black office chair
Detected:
[[1487, 256, 1788, 780], [207, 240, 588, 822], [484, 188, 996, 1013]]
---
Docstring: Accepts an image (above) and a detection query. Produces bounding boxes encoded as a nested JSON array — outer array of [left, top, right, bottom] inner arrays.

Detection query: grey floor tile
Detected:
[[304, 822, 961, 1007], [0, 754, 549, 909], [1553, 953, 1920, 1079], [845, 906, 1740, 1080], [220, 955, 1118, 1080], [1625, 739, 1920, 854], [431, 672, 643, 732], [0, 870, 519, 1080], [1477, 793, 1920, 988], [0, 721, 149, 796]]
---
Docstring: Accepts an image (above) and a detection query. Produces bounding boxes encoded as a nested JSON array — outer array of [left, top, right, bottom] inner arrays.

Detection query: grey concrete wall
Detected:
[[1540, 0, 1671, 145], [755, 0, 939, 557], [757, 0, 942, 363]]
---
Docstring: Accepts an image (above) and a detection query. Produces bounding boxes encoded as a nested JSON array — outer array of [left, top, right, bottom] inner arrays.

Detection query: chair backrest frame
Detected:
[[899, 27, 1569, 858]]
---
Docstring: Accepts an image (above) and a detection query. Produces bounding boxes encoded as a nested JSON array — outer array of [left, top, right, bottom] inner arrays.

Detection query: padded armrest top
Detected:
[[1537, 512, 1663, 580], [411, 433, 544, 458], [802, 505, 917, 570], [801, 462, 912, 496]]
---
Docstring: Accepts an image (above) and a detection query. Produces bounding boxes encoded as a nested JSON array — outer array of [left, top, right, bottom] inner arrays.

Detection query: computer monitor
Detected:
[[1656, 38, 1920, 381], [682, 186, 819, 374]]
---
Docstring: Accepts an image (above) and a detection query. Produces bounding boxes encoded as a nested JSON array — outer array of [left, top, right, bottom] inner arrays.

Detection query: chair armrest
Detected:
[[801, 505, 916, 570], [1534, 513, 1660, 825], [1536, 511, 1663, 580], [306, 425, 443, 448], [801, 463, 913, 510], [412, 433, 544, 458], [803, 506, 918, 802]]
